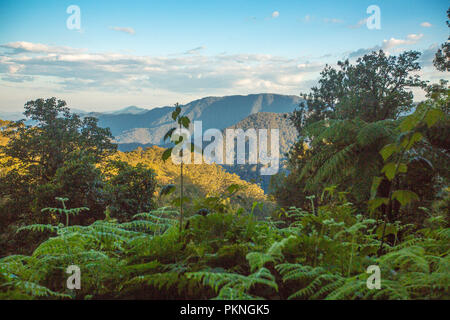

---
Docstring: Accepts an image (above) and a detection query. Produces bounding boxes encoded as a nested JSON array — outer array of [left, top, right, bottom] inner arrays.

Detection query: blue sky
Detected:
[[0, 0, 449, 112]]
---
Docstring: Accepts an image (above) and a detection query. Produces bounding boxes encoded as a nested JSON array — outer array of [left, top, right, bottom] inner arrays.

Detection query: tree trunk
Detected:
[[179, 122, 184, 232], [180, 161, 183, 232]]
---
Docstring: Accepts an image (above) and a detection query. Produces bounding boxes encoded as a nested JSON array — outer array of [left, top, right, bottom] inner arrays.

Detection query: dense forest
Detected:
[[0, 14, 449, 300]]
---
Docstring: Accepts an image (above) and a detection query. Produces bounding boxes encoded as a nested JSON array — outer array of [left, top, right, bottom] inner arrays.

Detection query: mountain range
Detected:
[[0, 94, 302, 191], [1, 94, 301, 147], [89, 93, 302, 148]]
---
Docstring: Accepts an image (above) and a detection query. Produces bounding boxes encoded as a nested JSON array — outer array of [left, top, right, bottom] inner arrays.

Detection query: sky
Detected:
[[0, 0, 449, 112]]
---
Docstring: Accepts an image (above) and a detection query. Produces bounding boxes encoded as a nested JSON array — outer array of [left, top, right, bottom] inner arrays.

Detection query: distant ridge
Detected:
[[1, 93, 302, 152], [224, 112, 297, 157], [88, 93, 302, 147], [101, 106, 149, 115]]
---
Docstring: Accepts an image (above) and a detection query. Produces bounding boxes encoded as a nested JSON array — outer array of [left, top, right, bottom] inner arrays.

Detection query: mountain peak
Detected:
[[110, 106, 148, 115]]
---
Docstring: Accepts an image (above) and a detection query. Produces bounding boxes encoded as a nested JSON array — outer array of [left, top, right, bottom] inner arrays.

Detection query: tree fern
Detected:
[[187, 267, 278, 299], [246, 236, 296, 272]]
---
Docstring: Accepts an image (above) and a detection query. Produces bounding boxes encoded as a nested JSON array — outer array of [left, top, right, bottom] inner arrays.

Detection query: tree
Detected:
[[0, 98, 116, 222], [278, 50, 428, 209], [40, 151, 105, 225], [291, 50, 425, 135], [162, 103, 192, 231], [296, 118, 398, 205], [2, 98, 116, 180], [433, 8, 450, 72], [104, 160, 157, 222], [370, 87, 447, 252]]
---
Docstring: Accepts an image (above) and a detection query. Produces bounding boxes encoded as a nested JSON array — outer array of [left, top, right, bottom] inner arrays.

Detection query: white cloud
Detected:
[[272, 11, 279, 19], [420, 22, 432, 28], [109, 26, 136, 35], [407, 33, 424, 41], [349, 33, 425, 58], [382, 33, 424, 50], [1, 40, 445, 111], [0, 41, 84, 54], [8, 65, 22, 74], [0, 42, 323, 106]]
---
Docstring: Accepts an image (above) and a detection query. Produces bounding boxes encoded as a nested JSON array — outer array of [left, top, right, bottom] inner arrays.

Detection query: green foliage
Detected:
[[1, 196, 447, 300], [370, 85, 449, 227], [1, 33, 449, 302], [278, 49, 449, 228], [0, 98, 117, 255], [291, 50, 425, 133], [187, 267, 278, 300], [104, 160, 157, 221], [162, 103, 197, 232], [295, 118, 397, 205], [433, 8, 450, 72]]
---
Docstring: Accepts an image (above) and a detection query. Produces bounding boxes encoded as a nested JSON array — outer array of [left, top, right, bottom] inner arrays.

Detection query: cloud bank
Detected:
[[0, 41, 324, 109], [0, 37, 446, 111]]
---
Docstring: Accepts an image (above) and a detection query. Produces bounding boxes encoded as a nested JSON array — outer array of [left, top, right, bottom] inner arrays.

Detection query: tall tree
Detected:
[[433, 8, 450, 72], [104, 160, 157, 222], [162, 103, 191, 231], [279, 50, 428, 209], [0, 98, 116, 221], [291, 50, 425, 135]]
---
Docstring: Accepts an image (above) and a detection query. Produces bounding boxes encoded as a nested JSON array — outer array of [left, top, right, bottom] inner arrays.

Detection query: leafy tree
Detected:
[[433, 8, 450, 72], [370, 85, 448, 252], [162, 103, 192, 231], [104, 160, 157, 221], [0, 98, 117, 255], [278, 51, 428, 209], [110, 146, 268, 215], [2, 98, 116, 182], [291, 50, 425, 134], [296, 118, 398, 205], [0, 98, 116, 217], [41, 151, 105, 225]]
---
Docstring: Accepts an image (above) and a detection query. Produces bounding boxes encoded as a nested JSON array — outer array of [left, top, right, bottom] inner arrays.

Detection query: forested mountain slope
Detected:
[[93, 94, 301, 147]]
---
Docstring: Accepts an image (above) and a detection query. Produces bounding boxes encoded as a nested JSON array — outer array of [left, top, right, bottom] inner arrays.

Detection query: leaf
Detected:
[[380, 144, 397, 161], [406, 132, 423, 149], [162, 148, 173, 162], [398, 163, 407, 174], [381, 162, 396, 181], [163, 128, 176, 142], [171, 106, 181, 120], [370, 176, 383, 199], [392, 190, 419, 206], [251, 201, 263, 214], [179, 116, 190, 129], [399, 115, 420, 132], [424, 108, 444, 128], [375, 224, 398, 238], [175, 135, 184, 145], [368, 197, 389, 212]]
